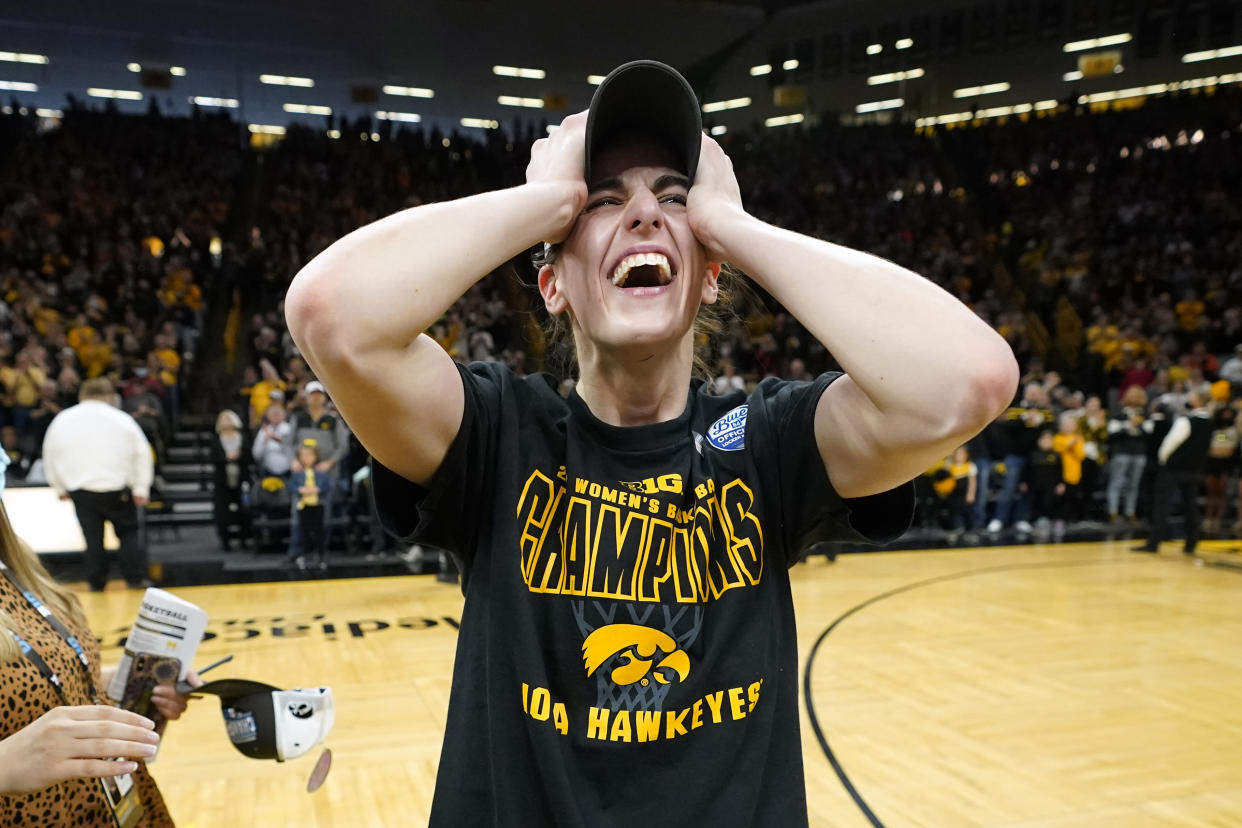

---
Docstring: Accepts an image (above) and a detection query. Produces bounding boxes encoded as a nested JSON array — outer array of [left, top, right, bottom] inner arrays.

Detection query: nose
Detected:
[[622, 188, 662, 233]]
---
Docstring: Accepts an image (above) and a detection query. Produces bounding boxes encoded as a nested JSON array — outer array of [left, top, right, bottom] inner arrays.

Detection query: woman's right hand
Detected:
[[525, 111, 589, 244], [0, 706, 159, 796]]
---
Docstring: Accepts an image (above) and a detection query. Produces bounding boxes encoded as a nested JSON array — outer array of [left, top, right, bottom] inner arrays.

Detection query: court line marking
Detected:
[[800, 554, 1216, 827]]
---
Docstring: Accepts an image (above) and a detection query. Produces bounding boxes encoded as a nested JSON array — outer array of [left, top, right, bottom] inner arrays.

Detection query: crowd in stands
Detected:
[[0, 106, 240, 492], [4, 83, 1241, 560]]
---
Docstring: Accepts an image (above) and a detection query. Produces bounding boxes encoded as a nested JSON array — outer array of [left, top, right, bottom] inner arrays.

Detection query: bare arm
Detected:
[[689, 136, 1018, 498], [285, 115, 589, 485]]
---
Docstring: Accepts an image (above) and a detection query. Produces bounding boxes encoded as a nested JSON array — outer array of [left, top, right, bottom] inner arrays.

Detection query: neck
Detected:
[[573, 334, 695, 427]]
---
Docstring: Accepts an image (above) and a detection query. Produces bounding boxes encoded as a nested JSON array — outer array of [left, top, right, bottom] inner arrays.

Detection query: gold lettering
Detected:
[[704, 690, 725, 724], [634, 710, 661, 742], [670, 526, 702, 603], [703, 498, 745, 599], [588, 482, 601, 498], [637, 518, 675, 603], [587, 706, 610, 740], [665, 707, 689, 738], [530, 687, 551, 722], [747, 680, 762, 712], [562, 497, 592, 595], [728, 686, 747, 720], [574, 478, 589, 495], [552, 702, 569, 735], [609, 710, 632, 742], [587, 505, 646, 600], [720, 480, 763, 585], [521, 682, 529, 714], [691, 698, 704, 730], [517, 471, 563, 590]]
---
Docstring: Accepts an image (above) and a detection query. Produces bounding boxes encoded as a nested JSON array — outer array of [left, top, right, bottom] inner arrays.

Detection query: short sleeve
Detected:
[[749, 374, 913, 564], [369, 362, 506, 570]]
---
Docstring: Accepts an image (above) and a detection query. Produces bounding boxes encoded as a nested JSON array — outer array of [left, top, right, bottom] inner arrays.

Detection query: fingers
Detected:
[[72, 737, 159, 761], [64, 759, 140, 781], [62, 706, 156, 730]]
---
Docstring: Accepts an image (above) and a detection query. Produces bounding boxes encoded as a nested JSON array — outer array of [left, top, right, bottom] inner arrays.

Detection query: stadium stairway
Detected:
[[146, 413, 216, 540]]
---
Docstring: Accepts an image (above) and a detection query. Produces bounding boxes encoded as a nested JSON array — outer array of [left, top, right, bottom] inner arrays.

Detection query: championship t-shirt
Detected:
[[373, 363, 912, 827]]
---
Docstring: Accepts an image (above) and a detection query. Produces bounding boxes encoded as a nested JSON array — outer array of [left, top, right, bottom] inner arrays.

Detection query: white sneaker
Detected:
[[986, 519, 1003, 533], [1015, 520, 1034, 534]]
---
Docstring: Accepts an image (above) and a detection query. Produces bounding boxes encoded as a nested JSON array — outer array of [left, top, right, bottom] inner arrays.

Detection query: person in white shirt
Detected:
[[40, 378, 155, 591]]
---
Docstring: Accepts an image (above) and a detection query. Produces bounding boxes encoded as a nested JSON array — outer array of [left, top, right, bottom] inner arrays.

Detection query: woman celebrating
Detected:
[[286, 61, 1017, 826]]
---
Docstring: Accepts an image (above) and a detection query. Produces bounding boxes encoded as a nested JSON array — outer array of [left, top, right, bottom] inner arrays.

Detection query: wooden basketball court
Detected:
[[77, 539, 1242, 827]]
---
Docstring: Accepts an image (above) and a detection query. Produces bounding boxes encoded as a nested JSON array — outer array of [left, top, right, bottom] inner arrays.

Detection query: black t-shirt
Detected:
[[373, 363, 913, 828]]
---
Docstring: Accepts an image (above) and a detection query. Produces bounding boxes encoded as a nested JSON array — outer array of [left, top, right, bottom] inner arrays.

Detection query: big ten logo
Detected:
[[619, 474, 684, 496], [521, 683, 570, 734], [101, 614, 462, 649]]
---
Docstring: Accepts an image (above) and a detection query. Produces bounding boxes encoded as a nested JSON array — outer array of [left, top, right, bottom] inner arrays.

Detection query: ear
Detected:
[[700, 262, 722, 305], [538, 264, 568, 315]]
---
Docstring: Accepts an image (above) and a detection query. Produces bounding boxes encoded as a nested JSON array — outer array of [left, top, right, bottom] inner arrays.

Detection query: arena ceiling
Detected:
[[0, 0, 930, 130]]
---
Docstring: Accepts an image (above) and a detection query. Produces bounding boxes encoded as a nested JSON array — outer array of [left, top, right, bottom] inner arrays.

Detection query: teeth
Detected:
[[611, 252, 673, 287]]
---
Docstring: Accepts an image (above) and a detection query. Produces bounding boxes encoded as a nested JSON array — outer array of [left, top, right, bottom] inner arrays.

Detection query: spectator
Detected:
[[210, 409, 251, 551], [1134, 391, 1213, 555], [291, 439, 327, 571], [252, 401, 294, 479], [40, 378, 154, 591], [1107, 385, 1150, 523]]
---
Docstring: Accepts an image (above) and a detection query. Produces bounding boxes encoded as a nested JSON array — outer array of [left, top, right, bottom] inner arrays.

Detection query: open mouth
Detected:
[[611, 252, 675, 289]]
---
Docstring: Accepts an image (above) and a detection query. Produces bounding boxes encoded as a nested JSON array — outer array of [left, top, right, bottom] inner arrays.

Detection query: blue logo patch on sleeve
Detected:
[[707, 404, 748, 451]]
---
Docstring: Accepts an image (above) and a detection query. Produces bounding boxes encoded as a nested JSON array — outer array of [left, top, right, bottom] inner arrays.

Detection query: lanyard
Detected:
[[0, 560, 98, 702]]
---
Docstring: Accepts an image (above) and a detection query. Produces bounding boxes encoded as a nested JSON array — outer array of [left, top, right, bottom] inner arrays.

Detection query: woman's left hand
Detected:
[[687, 132, 746, 263], [151, 670, 202, 722]]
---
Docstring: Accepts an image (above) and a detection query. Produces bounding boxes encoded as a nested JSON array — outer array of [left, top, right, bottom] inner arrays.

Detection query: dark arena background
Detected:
[[1, 0, 1241, 825]]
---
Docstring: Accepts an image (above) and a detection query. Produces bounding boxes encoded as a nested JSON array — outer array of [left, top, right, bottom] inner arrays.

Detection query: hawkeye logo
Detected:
[[582, 624, 690, 689]]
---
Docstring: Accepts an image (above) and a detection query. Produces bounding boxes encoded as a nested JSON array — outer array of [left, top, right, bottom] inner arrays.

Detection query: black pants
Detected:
[[1145, 470, 1202, 553], [69, 489, 146, 589]]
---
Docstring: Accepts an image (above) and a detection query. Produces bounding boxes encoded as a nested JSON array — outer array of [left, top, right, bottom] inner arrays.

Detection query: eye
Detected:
[[584, 196, 621, 212], [659, 193, 687, 206]]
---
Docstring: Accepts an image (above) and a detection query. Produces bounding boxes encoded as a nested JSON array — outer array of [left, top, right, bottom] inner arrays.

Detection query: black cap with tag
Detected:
[[585, 60, 703, 185]]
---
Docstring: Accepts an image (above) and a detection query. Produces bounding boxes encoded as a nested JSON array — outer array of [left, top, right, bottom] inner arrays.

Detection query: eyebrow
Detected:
[[587, 173, 692, 195]]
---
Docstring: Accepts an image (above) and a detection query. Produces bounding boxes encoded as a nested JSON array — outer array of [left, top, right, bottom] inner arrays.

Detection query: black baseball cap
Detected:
[[585, 60, 703, 185], [197, 678, 335, 762]]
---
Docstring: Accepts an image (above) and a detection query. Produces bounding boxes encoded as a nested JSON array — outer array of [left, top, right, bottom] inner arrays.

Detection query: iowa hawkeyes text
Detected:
[[521, 680, 765, 742], [516, 470, 765, 603]]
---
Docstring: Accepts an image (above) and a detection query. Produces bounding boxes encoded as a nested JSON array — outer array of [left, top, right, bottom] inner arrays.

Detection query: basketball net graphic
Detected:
[[571, 600, 704, 712]]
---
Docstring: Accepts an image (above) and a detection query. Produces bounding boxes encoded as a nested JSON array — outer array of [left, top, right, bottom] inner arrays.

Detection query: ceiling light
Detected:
[[0, 52, 49, 64], [382, 85, 434, 98], [492, 65, 545, 79], [750, 64, 771, 76], [460, 118, 499, 129], [896, 38, 914, 50], [87, 88, 143, 100], [867, 44, 883, 55], [782, 59, 799, 70], [283, 103, 332, 115], [0, 81, 37, 92], [587, 75, 606, 85], [190, 96, 238, 108], [701, 97, 751, 113], [1182, 45, 1242, 63], [765, 114, 804, 127], [35, 108, 61, 118], [375, 111, 420, 122], [498, 95, 544, 108], [247, 124, 286, 135], [127, 62, 141, 72], [327, 129, 341, 139], [260, 74, 314, 87], [170, 66, 186, 77], [1064, 33, 1132, 52], [855, 98, 903, 113], [953, 82, 1011, 98], [868, 68, 925, 85], [710, 125, 727, 135]]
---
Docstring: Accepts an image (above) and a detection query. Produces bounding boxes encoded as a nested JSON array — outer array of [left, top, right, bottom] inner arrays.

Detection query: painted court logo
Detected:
[[707, 405, 748, 451]]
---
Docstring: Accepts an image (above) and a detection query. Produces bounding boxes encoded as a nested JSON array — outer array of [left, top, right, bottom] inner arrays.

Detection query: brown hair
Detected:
[[0, 503, 89, 663], [78, 377, 116, 401]]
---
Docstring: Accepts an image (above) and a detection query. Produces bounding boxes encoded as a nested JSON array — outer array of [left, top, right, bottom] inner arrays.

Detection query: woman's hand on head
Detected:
[[687, 132, 746, 263], [0, 705, 159, 796], [526, 111, 589, 244]]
